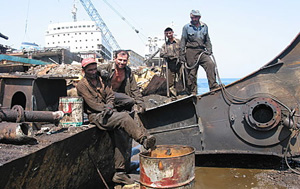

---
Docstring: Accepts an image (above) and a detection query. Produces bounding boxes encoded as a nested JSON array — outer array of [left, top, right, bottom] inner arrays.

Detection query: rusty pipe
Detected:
[[0, 105, 64, 123]]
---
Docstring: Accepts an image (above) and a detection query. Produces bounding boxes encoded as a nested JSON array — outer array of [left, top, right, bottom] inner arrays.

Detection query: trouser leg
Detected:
[[185, 48, 201, 95], [167, 67, 175, 88], [199, 54, 218, 90], [112, 129, 132, 171], [114, 92, 135, 112], [90, 111, 148, 143]]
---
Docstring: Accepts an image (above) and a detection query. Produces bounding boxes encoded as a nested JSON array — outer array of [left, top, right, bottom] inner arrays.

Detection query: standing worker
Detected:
[[180, 10, 219, 95], [76, 58, 156, 185], [160, 27, 181, 97]]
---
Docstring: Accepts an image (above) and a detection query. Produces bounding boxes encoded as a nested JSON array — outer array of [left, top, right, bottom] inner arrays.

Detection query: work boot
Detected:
[[142, 135, 156, 150], [210, 84, 221, 91], [112, 172, 135, 185]]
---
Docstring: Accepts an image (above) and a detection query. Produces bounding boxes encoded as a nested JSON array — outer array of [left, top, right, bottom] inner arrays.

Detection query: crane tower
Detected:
[[79, 0, 120, 54]]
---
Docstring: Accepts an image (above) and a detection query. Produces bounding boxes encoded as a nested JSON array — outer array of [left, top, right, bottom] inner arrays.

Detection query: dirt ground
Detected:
[[255, 169, 300, 189]]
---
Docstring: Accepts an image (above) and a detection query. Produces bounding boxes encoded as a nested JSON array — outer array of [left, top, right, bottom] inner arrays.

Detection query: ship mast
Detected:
[[72, 2, 77, 22]]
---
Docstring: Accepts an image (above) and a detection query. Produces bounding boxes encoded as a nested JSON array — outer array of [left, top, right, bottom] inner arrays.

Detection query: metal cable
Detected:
[[211, 54, 251, 104], [284, 130, 300, 175], [184, 52, 204, 70], [212, 54, 300, 173], [88, 148, 110, 189]]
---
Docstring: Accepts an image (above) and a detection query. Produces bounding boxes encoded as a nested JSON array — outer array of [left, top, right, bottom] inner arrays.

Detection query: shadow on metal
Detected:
[[139, 33, 300, 159]]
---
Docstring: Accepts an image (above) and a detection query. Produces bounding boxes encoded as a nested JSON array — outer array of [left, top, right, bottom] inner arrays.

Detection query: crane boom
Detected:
[[79, 0, 120, 53]]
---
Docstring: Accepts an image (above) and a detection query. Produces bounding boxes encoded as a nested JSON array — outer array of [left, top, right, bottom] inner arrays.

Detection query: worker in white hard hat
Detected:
[[180, 9, 219, 94]]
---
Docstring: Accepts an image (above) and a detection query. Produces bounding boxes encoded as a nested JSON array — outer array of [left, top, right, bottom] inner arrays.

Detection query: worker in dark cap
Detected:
[[180, 9, 219, 94], [76, 58, 156, 185], [160, 27, 182, 97]]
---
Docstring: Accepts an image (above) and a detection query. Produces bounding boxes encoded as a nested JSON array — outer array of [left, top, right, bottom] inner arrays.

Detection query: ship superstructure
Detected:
[[45, 21, 111, 60]]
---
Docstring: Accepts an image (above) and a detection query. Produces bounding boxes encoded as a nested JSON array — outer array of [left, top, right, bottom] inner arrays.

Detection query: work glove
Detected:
[[137, 103, 146, 114], [204, 51, 212, 56], [179, 55, 186, 64], [103, 104, 114, 119], [100, 70, 109, 80]]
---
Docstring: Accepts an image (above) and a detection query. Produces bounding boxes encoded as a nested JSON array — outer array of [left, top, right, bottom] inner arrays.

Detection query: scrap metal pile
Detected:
[[15, 63, 165, 95]]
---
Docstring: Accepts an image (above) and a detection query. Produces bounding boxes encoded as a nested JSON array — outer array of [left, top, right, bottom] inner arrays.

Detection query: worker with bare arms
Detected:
[[76, 58, 155, 185]]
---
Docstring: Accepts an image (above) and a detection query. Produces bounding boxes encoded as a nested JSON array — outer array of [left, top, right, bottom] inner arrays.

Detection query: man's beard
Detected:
[[86, 74, 97, 79], [191, 20, 197, 25]]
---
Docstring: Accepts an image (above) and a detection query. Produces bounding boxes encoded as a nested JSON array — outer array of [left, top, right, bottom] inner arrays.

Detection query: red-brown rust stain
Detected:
[[139, 165, 152, 184]]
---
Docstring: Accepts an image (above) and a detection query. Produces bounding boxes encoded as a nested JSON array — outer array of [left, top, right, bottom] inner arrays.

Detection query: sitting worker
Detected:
[[160, 27, 181, 97], [98, 50, 146, 113], [76, 58, 156, 185]]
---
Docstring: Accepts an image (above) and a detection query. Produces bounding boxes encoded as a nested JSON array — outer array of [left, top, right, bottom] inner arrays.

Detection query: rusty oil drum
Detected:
[[139, 145, 195, 188]]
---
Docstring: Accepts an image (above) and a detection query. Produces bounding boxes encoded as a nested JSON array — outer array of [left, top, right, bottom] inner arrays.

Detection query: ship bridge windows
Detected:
[[83, 25, 86, 28], [70, 26, 73, 29]]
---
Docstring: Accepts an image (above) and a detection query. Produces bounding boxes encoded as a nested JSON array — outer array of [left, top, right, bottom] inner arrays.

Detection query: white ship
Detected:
[[45, 20, 112, 60]]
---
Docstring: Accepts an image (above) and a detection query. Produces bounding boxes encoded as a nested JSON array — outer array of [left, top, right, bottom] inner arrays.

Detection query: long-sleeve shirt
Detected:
[[76, 76, 114, 114], [180, 21, 212, 56], [160, 38, 181, 61], [98, 62, 144, 106]]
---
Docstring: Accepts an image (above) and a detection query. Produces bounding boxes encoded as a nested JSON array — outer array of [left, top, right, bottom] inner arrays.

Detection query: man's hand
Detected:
[[137, 103, 146, 114], [103, 104, 114, 118]]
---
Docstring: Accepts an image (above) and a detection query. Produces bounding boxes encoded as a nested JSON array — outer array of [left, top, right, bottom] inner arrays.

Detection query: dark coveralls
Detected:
[[76, 76, 148, 171], [180, 21, 218, 94], [160, 38, 181, 95]]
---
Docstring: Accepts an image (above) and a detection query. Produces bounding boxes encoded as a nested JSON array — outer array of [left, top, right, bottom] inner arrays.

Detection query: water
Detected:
[[197, 78, 239, 94], [194, 167, 280, 189]]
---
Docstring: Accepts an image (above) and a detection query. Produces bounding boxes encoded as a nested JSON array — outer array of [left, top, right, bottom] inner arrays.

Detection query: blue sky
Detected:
[[1, 0, 299, 78]]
